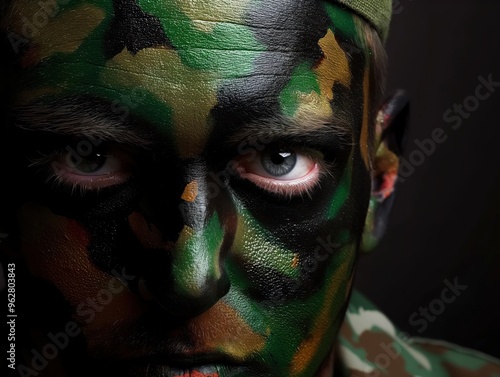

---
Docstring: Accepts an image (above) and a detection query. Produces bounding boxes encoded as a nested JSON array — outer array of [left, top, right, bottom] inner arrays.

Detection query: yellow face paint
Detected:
[[314, 29, 352, 101], [176, 0, 252, 25], [103, 48, 218, 157]]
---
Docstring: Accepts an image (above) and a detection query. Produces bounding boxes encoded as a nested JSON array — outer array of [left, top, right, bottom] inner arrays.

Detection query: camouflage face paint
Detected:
[[1, 1, 374, 376]]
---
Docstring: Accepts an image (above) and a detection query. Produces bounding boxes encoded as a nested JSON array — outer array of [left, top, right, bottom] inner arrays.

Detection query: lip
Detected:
[[123, 352, 247, 367], [133, 364, 221, 377], [94, 354, 251, 377], [122, 362, 251, 377]]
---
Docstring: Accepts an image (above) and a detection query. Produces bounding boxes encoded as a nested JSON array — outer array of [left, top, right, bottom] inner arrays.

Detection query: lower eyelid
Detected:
[[53, 170, 130, 189], [238, 163, 321, 197]]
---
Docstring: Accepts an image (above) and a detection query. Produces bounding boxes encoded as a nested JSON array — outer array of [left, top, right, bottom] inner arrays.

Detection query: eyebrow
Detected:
[[11, 97, 153, 148], [12, 96, 354, 154], [225, 109, 354, 149]]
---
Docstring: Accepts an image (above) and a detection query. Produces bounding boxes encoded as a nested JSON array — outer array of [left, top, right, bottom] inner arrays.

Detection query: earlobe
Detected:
[[361, 90, 410, 252]]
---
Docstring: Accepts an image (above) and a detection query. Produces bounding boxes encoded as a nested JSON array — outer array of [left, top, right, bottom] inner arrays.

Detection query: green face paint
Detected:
[[1, 1, 375, 376]]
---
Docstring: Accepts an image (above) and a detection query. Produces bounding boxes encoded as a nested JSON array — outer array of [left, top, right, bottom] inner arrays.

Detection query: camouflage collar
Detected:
[[337, 289, 500, 376]]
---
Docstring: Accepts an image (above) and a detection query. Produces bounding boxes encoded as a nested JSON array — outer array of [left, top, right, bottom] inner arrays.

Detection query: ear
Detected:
[[361, 90, 409, 252]]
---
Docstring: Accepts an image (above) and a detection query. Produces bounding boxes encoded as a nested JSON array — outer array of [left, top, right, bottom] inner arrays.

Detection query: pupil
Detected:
[[262, 149, 296, 177], [74, 152, 107, 173], [270, 152, 291, 165]]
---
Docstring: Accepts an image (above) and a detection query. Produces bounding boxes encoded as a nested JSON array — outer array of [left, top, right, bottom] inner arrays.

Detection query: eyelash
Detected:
[[27, 152, 87, 196], [27, 146, 131, 196], [27, 142, 333, 200]]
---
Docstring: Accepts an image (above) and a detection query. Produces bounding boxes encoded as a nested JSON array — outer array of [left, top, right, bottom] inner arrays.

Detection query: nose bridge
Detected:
[[171, 212, 225, 296], [151, 170, 232, 317]]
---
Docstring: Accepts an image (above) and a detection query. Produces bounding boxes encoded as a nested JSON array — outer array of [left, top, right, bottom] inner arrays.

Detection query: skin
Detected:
[[0, 1, 376, 376]]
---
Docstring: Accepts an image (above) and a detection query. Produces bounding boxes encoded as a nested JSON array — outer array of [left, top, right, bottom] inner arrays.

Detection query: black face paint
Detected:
[[104, 0, 172, 58]]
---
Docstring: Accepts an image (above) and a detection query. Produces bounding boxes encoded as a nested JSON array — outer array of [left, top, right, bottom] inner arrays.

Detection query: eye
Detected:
[[47, 145, 134, 191], [235, 146, 323, 198]]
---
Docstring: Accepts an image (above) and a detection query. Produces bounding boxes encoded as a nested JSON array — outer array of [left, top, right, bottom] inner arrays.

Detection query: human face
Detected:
[[2, 0, 374, 376]]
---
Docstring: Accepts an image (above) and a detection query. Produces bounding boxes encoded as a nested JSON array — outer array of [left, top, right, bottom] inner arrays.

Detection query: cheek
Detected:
[[15, 202, 144, 327], [289, 244, 356, 376], [16, 202, 93, 295], [227, 204, 356, 374]]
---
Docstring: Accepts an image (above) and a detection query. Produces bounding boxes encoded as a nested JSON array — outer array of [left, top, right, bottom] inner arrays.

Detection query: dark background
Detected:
[[355, 0, 500, 358]]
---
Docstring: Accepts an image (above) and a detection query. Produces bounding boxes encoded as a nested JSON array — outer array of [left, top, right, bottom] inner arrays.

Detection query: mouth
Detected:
[[124, 363, 251, 377], [94, 355, 251, 377], [132, 364, 221, 377]]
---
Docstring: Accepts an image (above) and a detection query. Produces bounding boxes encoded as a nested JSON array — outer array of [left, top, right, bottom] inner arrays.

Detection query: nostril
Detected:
[[145, 273, 230, 318], [129, 209, 185, 248]]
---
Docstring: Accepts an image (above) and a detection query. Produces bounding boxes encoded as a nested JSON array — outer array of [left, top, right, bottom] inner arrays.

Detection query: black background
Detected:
[[355, 0, 500, 358]]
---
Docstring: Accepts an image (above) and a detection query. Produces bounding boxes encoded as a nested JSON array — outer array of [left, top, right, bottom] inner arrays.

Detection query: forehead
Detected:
[[3, 0, 366, 156]]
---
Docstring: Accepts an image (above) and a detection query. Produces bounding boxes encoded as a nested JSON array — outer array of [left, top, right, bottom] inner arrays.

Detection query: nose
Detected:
[[141, 176, 232, 318], [162, 218, 230, 317]]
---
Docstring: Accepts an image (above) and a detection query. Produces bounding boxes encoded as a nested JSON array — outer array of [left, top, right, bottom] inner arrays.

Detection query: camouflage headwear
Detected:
[[334, 0, 392, 41]]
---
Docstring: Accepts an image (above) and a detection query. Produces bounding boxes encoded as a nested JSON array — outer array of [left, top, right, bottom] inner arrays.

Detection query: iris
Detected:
[[261, 149, 297, 177]]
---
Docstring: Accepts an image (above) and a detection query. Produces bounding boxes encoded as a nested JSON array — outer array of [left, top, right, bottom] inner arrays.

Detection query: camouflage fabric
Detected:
[[337, 289, 500, 377], [335, 0, 392, 41]]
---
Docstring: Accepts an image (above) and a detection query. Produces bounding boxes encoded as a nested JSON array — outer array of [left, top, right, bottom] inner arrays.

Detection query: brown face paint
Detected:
[[181, 181, 199, 203]]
